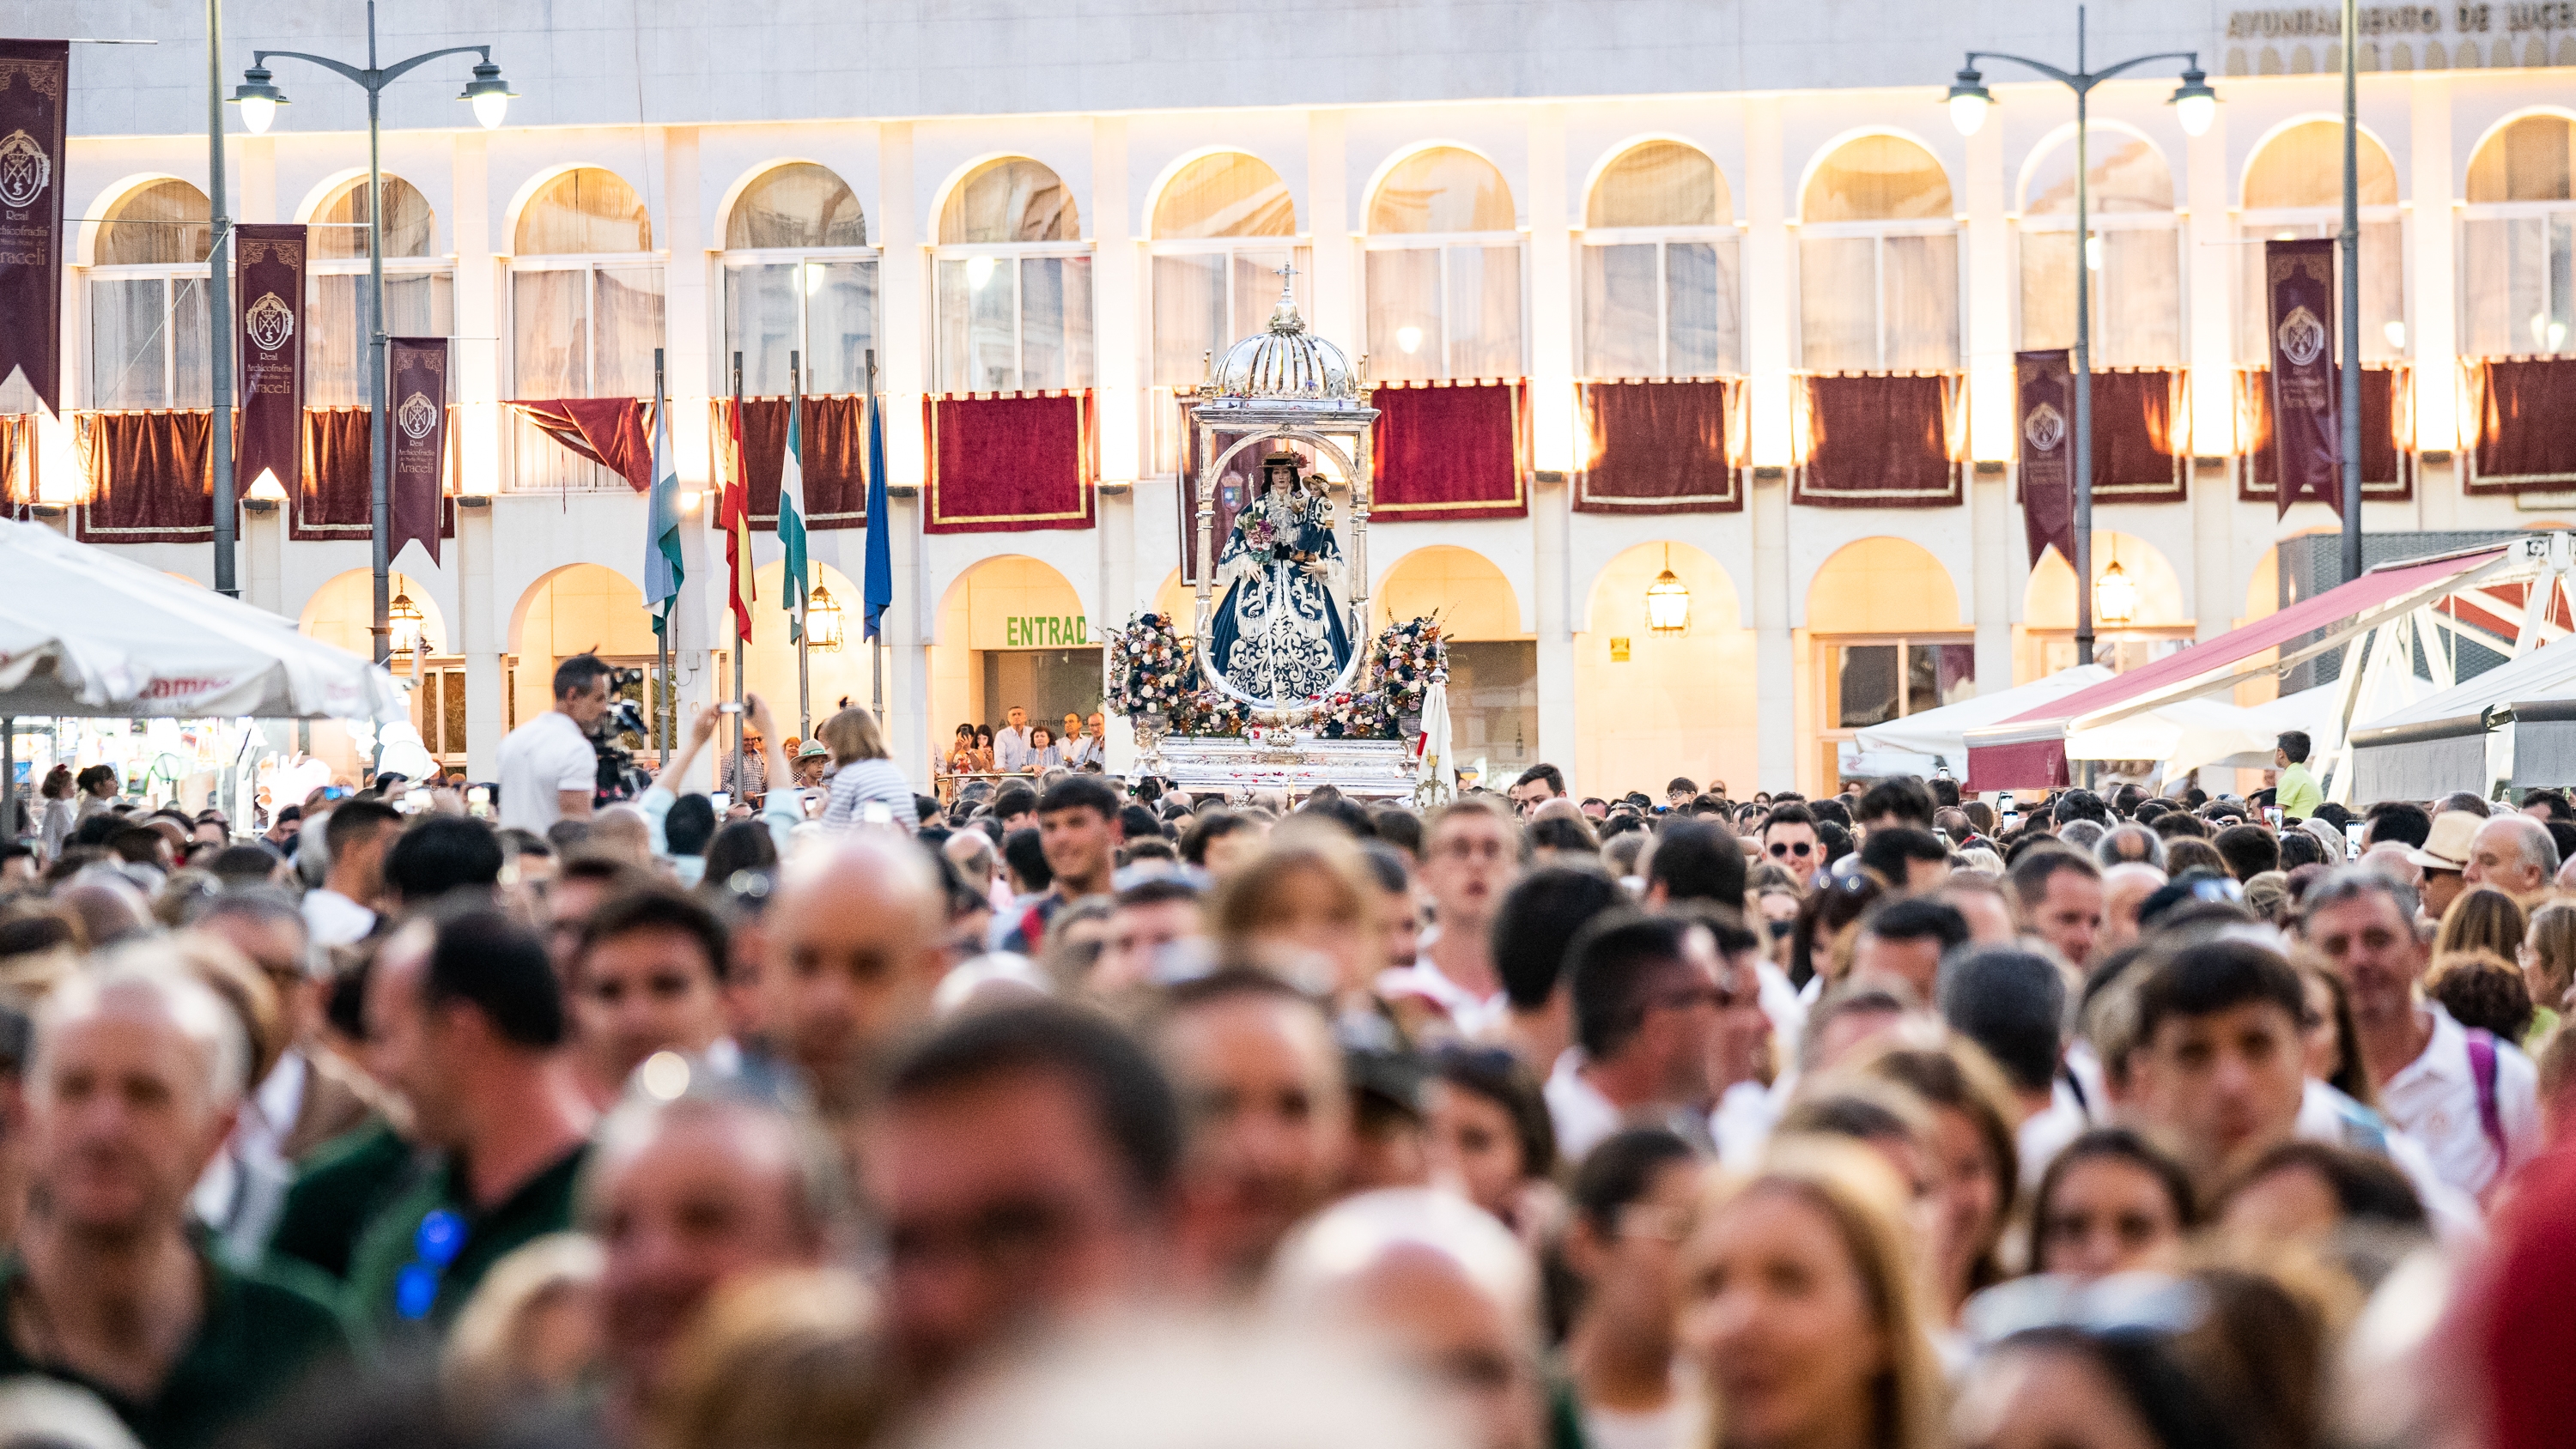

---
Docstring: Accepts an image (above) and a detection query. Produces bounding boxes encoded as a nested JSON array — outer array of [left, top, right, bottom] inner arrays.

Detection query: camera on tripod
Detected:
[[589, 666, 653, 803]]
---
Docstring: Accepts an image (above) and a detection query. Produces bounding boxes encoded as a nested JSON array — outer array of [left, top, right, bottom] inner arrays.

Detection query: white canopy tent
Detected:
[[2348, 636, 2576, 803], [1844, 666, 2113, 779], [0, 518, 404, 722]]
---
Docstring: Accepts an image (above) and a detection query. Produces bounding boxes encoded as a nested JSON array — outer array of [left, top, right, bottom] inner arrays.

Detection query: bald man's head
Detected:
[[2097, 863, 2168, 955], [766, 836, 951, 1109]]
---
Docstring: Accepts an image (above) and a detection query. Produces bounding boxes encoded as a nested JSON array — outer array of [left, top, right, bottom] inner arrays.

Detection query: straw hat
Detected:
[[2407, 810, 2482, 874]]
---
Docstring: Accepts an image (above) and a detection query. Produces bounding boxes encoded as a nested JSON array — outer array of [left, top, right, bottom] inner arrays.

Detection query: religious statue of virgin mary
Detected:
[[1208, 451, 1352, 702]]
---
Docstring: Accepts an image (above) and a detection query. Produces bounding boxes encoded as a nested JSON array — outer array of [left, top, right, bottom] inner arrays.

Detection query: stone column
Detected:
[[1743, 95, 1797, 791], [877, 122, 932, 774], [1527, 105, 1577, 776]]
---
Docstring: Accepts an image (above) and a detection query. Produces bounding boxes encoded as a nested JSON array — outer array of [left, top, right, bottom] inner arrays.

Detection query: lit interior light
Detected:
[[966, 255, 996, 291], [1395, 325, 1424, 355]]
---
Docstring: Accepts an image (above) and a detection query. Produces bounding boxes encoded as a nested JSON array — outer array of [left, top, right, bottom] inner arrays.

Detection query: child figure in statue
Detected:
[[1208, 451, 1352, 702]]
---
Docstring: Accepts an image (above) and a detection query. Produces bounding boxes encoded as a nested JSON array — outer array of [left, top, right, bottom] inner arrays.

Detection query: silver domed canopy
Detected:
[[1204, 270, 1360, 408]]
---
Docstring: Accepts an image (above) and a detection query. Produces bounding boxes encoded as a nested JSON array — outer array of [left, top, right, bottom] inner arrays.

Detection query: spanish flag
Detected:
[[719, 392, 755, 643]]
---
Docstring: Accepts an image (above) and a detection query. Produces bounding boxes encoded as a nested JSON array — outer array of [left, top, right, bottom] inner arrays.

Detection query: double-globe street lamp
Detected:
[[1945, 8, 2215, 669], [230, 3, 512, 665]]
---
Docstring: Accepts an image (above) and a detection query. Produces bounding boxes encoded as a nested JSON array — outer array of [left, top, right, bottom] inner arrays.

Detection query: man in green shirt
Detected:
[[343, 904, 595, 1337], [1, 961, 349, 1449], [2275, 730, 2324, 822]]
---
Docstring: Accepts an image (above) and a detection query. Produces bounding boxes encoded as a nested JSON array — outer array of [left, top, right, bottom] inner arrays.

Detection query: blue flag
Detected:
[[862, 391, 892, 641], [644, 392, 685, 636]]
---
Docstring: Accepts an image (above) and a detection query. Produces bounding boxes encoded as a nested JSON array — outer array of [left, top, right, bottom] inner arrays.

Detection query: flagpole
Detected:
[[653, 346, 672, 761], [793, 348, 810, 740], [732, 350, 746, 791], [868, 349, 883, 715]]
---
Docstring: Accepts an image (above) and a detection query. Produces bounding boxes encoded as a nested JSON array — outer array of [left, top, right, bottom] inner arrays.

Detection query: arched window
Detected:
[[88, 179, 213, 409], [934, 158, 1091, 392], [2018, 130, 2180, 366], [1799, 136, 1958, 373], [1580, 140, 1739, 379], [721, 163, 877, 397], [308, 178, 453, 406], [1150, 152, 1303, 385], [511, 167, 664, 491], [1365, 147, 1522, 382], [2239, 122, 2404, 361], [2462, 113, 2576, 358]]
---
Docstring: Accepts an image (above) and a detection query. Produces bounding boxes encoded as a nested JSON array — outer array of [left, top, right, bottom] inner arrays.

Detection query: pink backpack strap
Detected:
[[2467, 1028, 2509, 1176]]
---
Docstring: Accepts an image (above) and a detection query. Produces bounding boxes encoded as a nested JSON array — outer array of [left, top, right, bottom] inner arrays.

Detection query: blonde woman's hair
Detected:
[[2433, 886, 2527, 964], [817, 706, 890, 766], [653, 1268, 886, 1449], [444, 1233, 605, 1433], [1209, 823, 1379, 949], [1692, 1139, 1947, 1449], [2526, 900, 2576, 1009]]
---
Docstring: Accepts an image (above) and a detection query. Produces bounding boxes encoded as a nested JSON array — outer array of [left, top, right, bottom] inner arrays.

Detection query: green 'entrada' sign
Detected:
[[1006, 615, 1089, 647]]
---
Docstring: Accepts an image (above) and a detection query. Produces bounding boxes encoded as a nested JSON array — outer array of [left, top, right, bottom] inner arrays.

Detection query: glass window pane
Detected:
[[383, 271, 455, 339], [1837, 644, 1900, 728], [1906, 643, 1977, 714], [1154, 153, 1295, 239], [804, 259, 877, 394], [2245, 121, 2398, 209], [1370, 148, 1515, 233], [2467, 115, 2576, 203], [942, 159, 1078, 245], [723, 260, 801, 395], [1801, 235, 1879, 372], [1582, 243, 1660, 378], [2023, 133, 2173, 215], [1366, 248, 1443, 384], [934, 259, 970, 393], [2100, 229, 2180, 367], [1019, 255, 1092, 390], [171, 276, 211, 408], [516, 168, 652, 254], [1230, 248, 1307, 343], [2463, 217, 2538, 358], [1447, 244, 1521, 378], [2358, 220, 2406, 360], [1666, 238, 1735, 376], [513, 269, 590, 397], [592, 266, 665, 398], [2020, 230, 2077, 353], [1589, 141, 1724, 229], [1151, 252, 1225, 387], [1803, 136, 1952, 223], [89, 276, 171, 409], [727, 163, 865, 249], [315, 178, 436, 260], [1882, 233, 1958, 372]]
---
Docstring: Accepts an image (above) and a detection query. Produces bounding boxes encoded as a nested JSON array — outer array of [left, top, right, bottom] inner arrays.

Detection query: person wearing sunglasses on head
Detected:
[[1758, 803, 1821, 882]]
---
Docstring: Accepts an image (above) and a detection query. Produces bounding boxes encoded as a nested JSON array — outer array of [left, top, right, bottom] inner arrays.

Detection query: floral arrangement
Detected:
[[1106, 610, 1447, 741]]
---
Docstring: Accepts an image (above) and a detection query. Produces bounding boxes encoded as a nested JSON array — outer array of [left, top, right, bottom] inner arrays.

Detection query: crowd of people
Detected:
[[937, 707, 1109, 779], [3, 673, 2575, 1449]]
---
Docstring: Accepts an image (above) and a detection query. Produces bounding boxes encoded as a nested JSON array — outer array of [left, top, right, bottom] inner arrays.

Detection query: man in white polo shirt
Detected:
[[499, 653, 614, 834], [2302, 866, 2541, 1201]]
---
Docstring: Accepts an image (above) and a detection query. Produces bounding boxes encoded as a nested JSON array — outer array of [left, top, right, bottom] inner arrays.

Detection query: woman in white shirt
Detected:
[[819, 706, 918, 831], [38, 766, 76, 859]]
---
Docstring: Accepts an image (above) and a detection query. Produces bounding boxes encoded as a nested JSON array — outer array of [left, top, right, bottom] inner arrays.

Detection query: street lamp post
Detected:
[[230, 2, 512, 664], [1947, 5, 2216, 671]]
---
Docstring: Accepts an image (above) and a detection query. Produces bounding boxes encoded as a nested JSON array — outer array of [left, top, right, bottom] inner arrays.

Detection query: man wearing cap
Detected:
[[2407, 811, 2480, 924]]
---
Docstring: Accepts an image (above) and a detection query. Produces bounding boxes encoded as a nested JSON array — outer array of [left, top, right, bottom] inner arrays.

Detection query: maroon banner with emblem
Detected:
[[2014, 349, 2077, 570], [234, 224, 305, 499], [388, 338, 448, 567], [2265, 238, 2342, 518], [0, 41, 69, 415]]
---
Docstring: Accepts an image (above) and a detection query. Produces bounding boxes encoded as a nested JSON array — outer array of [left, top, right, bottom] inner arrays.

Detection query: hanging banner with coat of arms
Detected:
[[2014, 349, 2078, 572], [2264, 237, 2342, 518], [388, 337, 448, 567], [234, 224, 306, 500], [0, 40, 69, 416]]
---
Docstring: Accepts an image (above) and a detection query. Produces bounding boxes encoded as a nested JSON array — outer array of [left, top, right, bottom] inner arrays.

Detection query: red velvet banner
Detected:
[[2014, 350, 2076, 569], [2265, 238, 2342, 517], [2235, 367, 2411, 502], [511, 398, 653, 491], [1370, 380, 1528, 522], [923, 391, 1097, 535], [721, 395, 869, 530], [389, 339, 448, 567], [2463, 357, 2576, 495], [294, 406, 456, 543], [234, 224, 305, 500], [1792, 373, 1962, 508], [2087, 369, 2190, 503], [0, 42, 68, 417], [1572, 379, 1741, 514], [76, 410, 222, 543]]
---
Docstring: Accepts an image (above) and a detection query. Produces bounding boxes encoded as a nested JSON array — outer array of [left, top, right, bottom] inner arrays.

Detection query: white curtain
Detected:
[[2239, 223, 2408, 362], [1447, 245, 1522, 378], [805, 260, 878, 394], [1366, 249, 1443, 383], [1365, 244, 1521, 381], [1799, 236, 1877, 372], [2461, 215, 2574, 357], [1582, 243, 1661, 377], [1151, 252, 1224, 387], [86, 274, 210, 409], [593, 266, 665, 399], [513, 270, 587, 398], [1881, 234, 1958, 373], [2020, 230, 2179, 367], [1667, 239, 1736, 376], [722, 260, 801, 396], [308, 272, 453, 407]]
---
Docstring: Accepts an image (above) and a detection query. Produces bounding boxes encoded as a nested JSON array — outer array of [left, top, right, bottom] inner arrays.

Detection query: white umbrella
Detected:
[[1413, 677, 1457, 808], [0, 518, 404, 720]]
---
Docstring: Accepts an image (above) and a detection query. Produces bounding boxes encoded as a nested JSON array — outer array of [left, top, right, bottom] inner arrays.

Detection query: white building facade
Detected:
[[21, 0, 2576, 796]]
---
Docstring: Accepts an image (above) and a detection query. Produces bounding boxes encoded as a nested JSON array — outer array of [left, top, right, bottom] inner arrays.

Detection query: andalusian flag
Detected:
[[779, 389, 811, 641], [719, 394, 755, 643], [644, 394, 685, 636]]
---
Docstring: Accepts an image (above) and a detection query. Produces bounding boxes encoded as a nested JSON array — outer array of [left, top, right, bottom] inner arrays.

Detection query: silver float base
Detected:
[[1139, 734, 1416, 801]]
